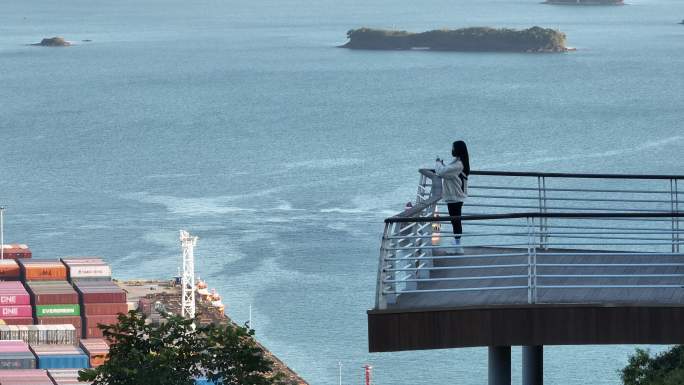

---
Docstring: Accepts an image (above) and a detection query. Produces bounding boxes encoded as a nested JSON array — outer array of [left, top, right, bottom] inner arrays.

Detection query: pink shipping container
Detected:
[[0, 282, 31, 305], [0, 306, 32, 318], [0, 369, 53, 384], [0, 340, 31, 353]]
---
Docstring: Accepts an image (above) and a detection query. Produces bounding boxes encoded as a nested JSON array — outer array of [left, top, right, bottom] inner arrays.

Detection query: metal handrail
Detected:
[[387, 211, 684, 223], [375, 169, 684, 310], [471, 170, 684, 180]]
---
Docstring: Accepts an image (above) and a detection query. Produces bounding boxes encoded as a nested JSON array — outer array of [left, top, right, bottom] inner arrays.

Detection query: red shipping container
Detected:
[[0, 244, 32, 259], [36, 316, 82, 328], [84, 303, 128, 316], [25, 282, 79, 305], [0, 306, 32, 318], [74, 282, 126, 304], [0, 317, 33, 325], [84, 315, 118, 338]]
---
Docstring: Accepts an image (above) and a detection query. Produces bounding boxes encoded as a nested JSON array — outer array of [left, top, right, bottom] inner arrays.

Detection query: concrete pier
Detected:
[[523, 345, 543, 385], [488, 346, 511, 385]]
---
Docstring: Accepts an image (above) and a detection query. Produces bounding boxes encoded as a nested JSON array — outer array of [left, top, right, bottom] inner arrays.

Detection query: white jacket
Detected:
[[435, 158, 468, 203]]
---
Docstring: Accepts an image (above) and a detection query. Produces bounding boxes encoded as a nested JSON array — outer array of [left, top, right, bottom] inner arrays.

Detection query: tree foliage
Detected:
[[343, 26, 568, 52], [621, 346, 684, 385], [79, 310, 282, 385]]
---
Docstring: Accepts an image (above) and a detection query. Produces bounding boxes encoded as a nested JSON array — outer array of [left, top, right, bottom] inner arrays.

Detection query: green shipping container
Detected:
[[35, 304, 80, 317]]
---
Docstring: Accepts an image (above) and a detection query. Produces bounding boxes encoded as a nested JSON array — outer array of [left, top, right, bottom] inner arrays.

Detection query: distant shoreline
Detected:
[[543, 0, 624, 5]]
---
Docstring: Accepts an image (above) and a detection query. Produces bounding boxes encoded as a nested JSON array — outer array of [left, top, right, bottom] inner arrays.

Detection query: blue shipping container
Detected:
[[37, 353, 89, 369], [195, 377, 217, 385], [0, 352, 36, 369]]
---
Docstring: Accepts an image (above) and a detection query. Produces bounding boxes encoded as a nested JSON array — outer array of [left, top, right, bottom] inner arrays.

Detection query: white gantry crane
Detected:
[[179, 230, 198, 319]]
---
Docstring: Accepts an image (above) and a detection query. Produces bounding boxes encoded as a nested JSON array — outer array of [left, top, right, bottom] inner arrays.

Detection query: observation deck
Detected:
[[368, 169, 683, 385]]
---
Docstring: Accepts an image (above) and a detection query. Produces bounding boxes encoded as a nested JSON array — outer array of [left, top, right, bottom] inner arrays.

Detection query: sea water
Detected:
[[1, 0, 684, 383]]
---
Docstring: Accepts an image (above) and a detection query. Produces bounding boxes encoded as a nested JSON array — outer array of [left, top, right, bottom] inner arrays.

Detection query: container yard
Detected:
[[0, 241, 309, 385]]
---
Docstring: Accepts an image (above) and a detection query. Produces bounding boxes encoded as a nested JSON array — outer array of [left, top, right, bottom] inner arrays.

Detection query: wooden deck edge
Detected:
[[368, 304, 684, 352]]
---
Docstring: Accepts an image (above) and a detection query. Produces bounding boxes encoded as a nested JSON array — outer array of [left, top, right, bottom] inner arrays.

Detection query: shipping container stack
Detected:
[[0, 282, 33, 326], [0, 369, 54, 385], [74, 281, 126, 339], [0, 340, 35, 370], [48, 369, 93, 384], [29, 344, 89, 369], [62, 257, 125, 340], [78, 339, 108, 368], [20, 260, 83, 343]]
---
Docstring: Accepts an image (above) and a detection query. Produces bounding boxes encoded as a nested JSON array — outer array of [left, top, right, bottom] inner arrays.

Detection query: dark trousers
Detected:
[[447, 202, 464, 240]]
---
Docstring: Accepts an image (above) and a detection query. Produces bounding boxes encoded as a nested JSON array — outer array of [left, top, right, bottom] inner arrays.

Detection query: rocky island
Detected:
[[544, 0, 624, 4], [32, 37, 71, 47], [341, 27, 569, 52]]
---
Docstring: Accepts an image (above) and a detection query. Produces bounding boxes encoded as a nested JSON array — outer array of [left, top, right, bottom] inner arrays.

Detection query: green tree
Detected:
[[621, 346, 684, 385], [79, 310, 281, 385], [202, 323, 287, 385]]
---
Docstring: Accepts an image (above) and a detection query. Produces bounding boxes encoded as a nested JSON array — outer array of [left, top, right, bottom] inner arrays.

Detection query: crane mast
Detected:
[[179, 230, 198, 319]]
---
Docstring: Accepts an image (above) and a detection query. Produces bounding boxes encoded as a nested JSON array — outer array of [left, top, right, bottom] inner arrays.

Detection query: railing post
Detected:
[[672, 178, 680, 253], [406, 221, 419, 292], [677, 179, 680, 253], [376, 224, 391, 309], [527, 217, 533, 304], [536, 177, 548, 249]]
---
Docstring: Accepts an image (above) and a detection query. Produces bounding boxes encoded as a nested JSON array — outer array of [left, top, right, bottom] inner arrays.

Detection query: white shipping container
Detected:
[[0, 325, 77, 346], [68, 265, 112, 278]]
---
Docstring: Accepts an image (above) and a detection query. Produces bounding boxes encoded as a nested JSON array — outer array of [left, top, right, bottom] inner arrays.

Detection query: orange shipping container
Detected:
[[19, 260, 67, 281], [0, 261, 20, 280], [79, 339, 109, 367]]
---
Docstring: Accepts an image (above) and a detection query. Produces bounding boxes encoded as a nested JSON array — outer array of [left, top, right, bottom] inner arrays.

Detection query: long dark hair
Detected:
[[452, 140, 470, 176]]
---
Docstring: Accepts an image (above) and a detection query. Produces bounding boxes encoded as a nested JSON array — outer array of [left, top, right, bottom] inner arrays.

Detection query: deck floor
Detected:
[[389, 246, 684, 310]]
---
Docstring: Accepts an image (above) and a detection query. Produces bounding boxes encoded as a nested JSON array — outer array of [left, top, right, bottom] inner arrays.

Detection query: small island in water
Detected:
[[341, 27, 569, 52], [31, 37, 71, 47], [544, 0, 624, 4]]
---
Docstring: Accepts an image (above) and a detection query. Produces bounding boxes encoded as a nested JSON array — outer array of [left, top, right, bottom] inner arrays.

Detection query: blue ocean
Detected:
[[2, 0, 683, 383]]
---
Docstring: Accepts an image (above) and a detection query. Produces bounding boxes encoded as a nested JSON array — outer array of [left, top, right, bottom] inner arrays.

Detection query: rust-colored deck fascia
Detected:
[[368, 304, 684, 352]]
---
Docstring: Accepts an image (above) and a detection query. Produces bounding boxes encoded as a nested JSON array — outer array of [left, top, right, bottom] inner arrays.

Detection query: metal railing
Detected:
[[375, 169, 684, 309]]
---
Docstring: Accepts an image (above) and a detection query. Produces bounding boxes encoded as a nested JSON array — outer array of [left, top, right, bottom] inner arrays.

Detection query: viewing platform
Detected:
[[368, 169, 683, 385]]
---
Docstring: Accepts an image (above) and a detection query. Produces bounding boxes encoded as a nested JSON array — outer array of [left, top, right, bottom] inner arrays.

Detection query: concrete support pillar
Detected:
[[488, 346, 511, 385], [522, 345, 543, 385]]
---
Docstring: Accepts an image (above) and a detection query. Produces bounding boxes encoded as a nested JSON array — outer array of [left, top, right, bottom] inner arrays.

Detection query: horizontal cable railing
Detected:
[[375, 169, 684, 310]]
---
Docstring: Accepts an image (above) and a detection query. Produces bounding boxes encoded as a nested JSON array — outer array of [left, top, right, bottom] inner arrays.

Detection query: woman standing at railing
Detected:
[[435, 140, 470, 253]]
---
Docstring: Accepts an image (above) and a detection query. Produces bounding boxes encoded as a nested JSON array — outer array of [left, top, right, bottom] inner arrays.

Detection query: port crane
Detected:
[[179, 230, 198, 319]]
